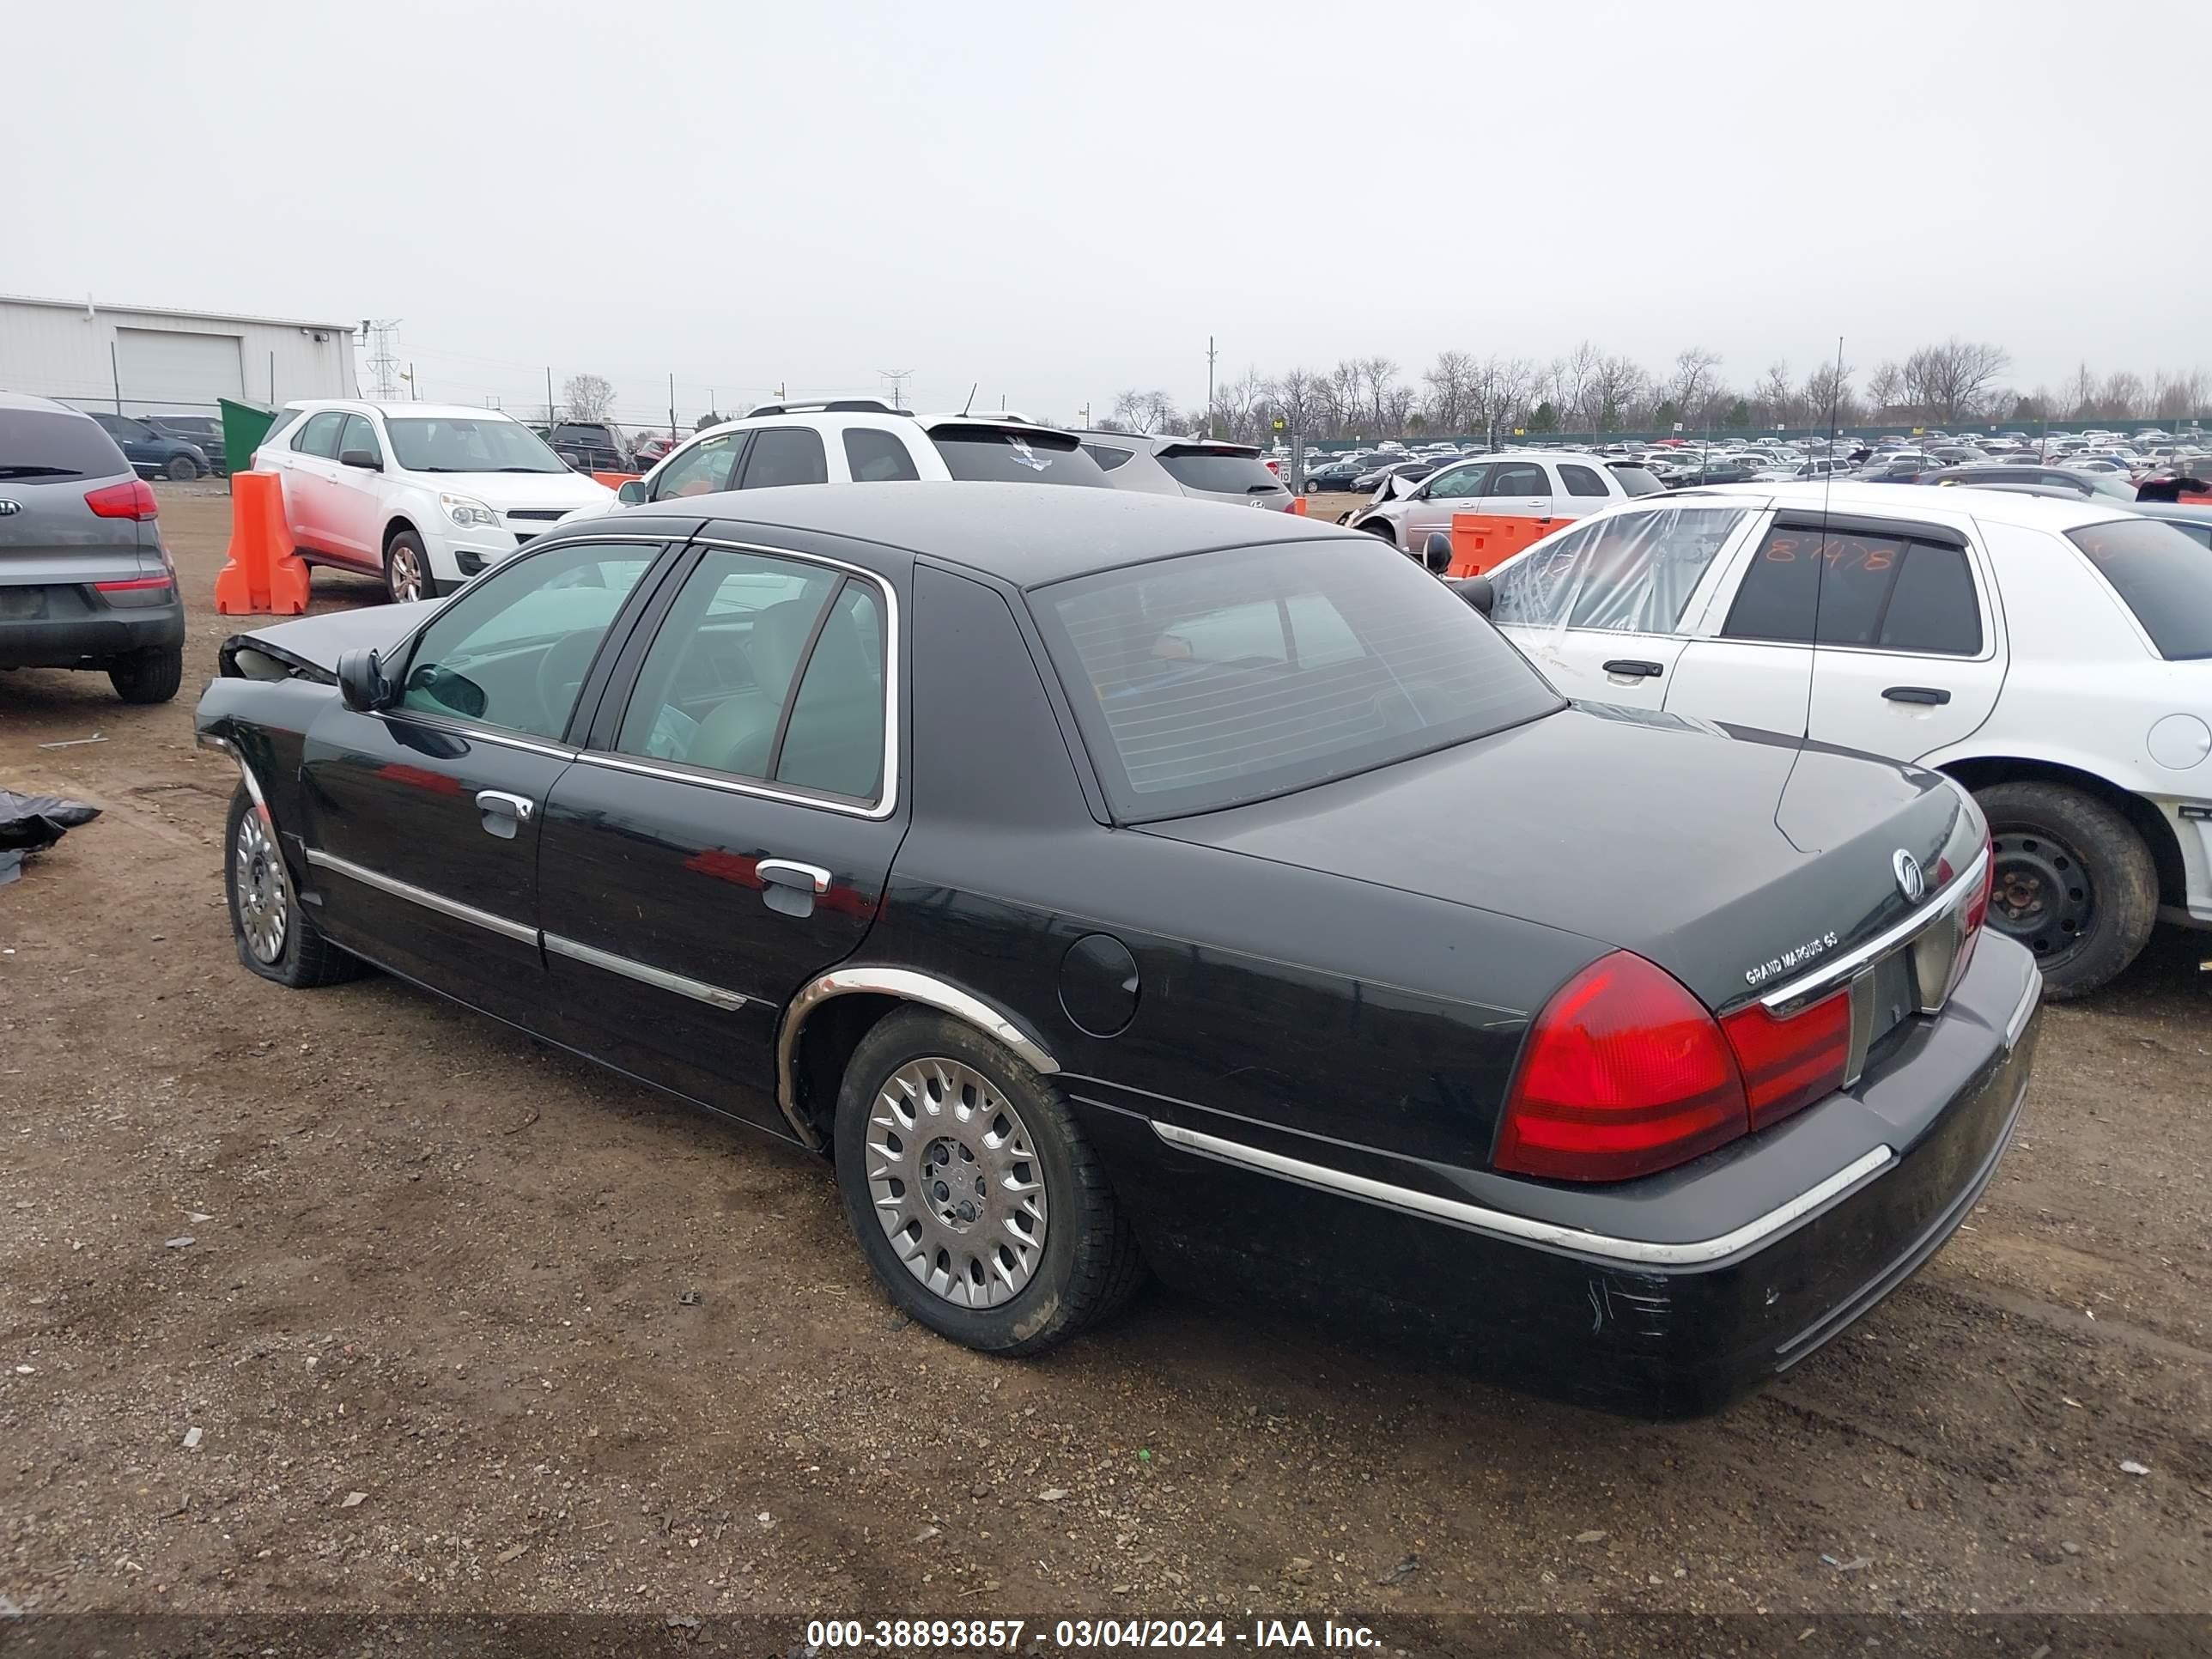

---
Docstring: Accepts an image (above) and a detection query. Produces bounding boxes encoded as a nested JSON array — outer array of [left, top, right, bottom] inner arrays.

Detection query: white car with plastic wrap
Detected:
[[1462, 481, 2212, 995]]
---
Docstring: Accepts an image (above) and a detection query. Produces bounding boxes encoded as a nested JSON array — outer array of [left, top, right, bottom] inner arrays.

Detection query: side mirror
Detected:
[[1450, 574, 1497, 615], [335, 647, 394, 713], [1424, 532, 1455, 574], [339, 449, 382, 471], [616, 479, 647, 505]]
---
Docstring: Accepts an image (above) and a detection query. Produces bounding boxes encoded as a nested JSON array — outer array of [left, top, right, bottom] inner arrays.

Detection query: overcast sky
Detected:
[[9, 1, 2207, 427]]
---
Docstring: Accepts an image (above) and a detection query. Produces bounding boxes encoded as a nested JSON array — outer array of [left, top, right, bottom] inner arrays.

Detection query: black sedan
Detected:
[[1300, 456, 1370, 492], [194, 483, 2041, 1417]]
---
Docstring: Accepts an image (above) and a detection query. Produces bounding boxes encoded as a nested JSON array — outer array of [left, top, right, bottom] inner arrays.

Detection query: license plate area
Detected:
[[0, 586, 51, 620], [1844, 947, 1919, 1085]]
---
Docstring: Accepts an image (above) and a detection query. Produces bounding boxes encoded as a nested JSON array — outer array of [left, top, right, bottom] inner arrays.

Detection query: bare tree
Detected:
[[1422, 350, 1477, 434], [2097, 369, 2146, 420], [1110, 388, 1182, 434], [1753, 361, 1797, 429], [1381, 382, 1419, 435], [562, 373, 615, 421], [1583, 355, 1649, 433], [2061, 362, 2098, 419], [1903, 339, 2009, 424], [1554, 342, 1601, 433], [1800, 358, 1856, 430], [1267, 368, 1327, 441], [1662, 348, 1722, 423], [1865, 362, 1904, 415], [1356, 356, 1400, 434]]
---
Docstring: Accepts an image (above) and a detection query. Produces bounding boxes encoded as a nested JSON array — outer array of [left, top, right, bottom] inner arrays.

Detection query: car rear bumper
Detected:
[[0, 586, 186, 666], [1090, 934, 2041, 1419]]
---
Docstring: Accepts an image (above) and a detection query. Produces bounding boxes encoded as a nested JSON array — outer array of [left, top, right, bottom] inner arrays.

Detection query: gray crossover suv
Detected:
[[0, 392, 187, 702], [1077, 432, 1295, 512]]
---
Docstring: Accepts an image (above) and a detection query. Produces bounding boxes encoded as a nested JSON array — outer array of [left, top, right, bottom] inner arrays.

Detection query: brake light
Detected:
[[84, 479, 159, 521], [1942, 840, 1995, 1001], [93, 575, 173, 592], [1719, 990, 1850, 1130], [1494, 951, 1748, 1182]]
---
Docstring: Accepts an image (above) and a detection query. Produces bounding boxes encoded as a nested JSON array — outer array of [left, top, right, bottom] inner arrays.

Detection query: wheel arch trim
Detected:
[[777, 967, 1060, 1150]]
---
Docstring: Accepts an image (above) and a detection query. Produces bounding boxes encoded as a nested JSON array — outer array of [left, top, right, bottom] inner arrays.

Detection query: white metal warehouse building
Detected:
[[0, 294, 360, 418]]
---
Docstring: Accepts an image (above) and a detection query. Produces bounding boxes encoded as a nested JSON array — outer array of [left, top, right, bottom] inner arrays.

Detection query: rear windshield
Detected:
[[2068, 517, 2212, 659], [1156, 446, 1282, 495], [929, 426, 1107, 485], [1609, 464, 1663, 496], [1030, 539, 1564, 821], [0, 408, 129, 482]]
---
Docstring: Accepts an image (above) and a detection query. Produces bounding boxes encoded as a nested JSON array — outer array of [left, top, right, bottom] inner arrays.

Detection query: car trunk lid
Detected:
[[1138, 702, 1977, 1014]]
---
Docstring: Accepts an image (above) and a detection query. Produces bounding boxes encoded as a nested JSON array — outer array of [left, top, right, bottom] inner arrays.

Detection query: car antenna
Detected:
[[1803, 333, 1844, 744], [960, 382, 977, 416]]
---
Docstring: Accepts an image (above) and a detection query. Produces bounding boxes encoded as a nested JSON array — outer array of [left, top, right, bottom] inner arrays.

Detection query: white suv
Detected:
[[1347, 449, 1664, 570], [560, 400, 1108, 523], [252, 402, 615, 602], [1462, 481, 2212, 995]]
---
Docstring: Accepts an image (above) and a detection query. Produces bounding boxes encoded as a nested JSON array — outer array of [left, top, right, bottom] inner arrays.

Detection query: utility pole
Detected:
[[364, 320, 404, 401], [878, 368, 913, 411], [669, 371, 678, 439], [1078, 402, 1091, 429], [546, 367, 556, 424], [1206, 336, 1218, 438]]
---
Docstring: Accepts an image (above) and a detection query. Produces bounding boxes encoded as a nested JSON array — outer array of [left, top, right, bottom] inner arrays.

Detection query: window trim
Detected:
[[374, 533, 681, 752], [1704, 510, 1996, 661], [577, 536, 902, 821]]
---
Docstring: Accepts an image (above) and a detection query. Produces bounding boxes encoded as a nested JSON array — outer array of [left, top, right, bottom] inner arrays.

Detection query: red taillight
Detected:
[[1495, 951, 1748, 1182], [93, 574, 173, 592], [1720, 990, 1850, 1130], [85, 479, 159, 521], [1942, 840, 1995, 1000]]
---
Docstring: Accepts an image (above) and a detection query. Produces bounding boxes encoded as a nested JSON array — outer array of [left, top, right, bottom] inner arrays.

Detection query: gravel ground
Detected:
[[1, 486, 2207, 1626]]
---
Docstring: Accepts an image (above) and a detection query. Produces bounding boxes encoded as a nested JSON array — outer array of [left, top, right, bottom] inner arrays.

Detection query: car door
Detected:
[[1400, 461, 1490, 566], [1489, 503, 1758, 708], [1464, 459, 1556, 572], [1663, 508, 2004, 763], [533, 535, 903, 1133], [278, 410, 347, 552], [322, 413, 388, 562], [297, 537, 673, 1027]]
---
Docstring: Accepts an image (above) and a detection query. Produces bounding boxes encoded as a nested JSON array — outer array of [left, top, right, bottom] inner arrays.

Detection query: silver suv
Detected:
[[1076, 433, 1296, 512], [0, 392, 186, 702]]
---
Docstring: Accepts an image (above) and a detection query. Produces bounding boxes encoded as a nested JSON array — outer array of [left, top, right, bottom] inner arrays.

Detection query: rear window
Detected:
[[1724, 526, 1984, 655], [1609, 464, 1663, 496], [0, 408, 128, 482], [1156, 446, 1282, 495], [1030, 539, 1563, 821], [2068, 518, 2212, 659], [929, 426, 1107, 486]]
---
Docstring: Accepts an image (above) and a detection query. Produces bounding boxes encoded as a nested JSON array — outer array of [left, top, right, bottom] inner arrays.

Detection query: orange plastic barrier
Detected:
[[213, 472, 310, 616], [592, 471, 642, 491], [1448, 512, 1577, 577], [1287, 495, 1309, 516]]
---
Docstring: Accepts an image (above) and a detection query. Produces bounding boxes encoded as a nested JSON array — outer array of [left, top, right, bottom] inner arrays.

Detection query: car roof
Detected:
[[1668, 479, 2130, 532], [684, 479, 1365, 588], [0, 391, 95, 417], [283, 399, 526, 421]]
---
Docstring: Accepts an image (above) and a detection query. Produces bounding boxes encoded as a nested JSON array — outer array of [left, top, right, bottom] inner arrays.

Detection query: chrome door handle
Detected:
[[477, 790, 535, 822], [757, 858, 830, 895], [476, 790, 534, 840]]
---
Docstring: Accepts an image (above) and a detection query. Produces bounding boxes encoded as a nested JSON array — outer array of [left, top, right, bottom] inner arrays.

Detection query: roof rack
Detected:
[[743, 398, 908, 418]]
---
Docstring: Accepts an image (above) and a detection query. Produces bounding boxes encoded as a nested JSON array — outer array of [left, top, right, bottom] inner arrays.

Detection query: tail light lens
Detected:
[[1942, 839, 1995, 1001], [1719, 990, 1851, 1130], [1494, 951, 1748, 1182], [85, 479, 160, 521]]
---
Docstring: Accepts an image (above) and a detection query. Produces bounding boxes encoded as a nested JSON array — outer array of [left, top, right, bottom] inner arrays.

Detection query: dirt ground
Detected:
[[2, 486, 2208, 1627]]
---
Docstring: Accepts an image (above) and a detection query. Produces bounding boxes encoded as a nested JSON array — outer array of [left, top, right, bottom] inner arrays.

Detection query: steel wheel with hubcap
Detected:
[[866, 1056, 1048, 1308], [222, 785, 360, 988], [834, 1008, 1143, 1355], [1990, 829, 2093, 963], [233, 810, 289, 965]]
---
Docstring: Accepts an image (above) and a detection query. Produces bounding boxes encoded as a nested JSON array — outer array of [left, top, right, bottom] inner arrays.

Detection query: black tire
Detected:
[[384, 529, 432, 604], [107, 643, 184, 704], [834, 1009, 1143, 1356], [1304, 478, 1322, 495], [223, 786, 360, 988], [1974, 781, 2157, 999], [164, 453, 201, 482], [1358, 518, 1398, 546]]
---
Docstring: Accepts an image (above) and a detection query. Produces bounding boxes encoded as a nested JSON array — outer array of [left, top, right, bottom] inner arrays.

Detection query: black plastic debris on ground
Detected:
[[0, 791, 100, 886]]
